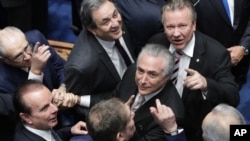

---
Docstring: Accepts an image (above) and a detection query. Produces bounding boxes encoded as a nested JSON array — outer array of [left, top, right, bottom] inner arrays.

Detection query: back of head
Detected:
[[137, 43, 174, 76], [202, 103, 246, 141], [0, 26, 26, 57], [86, 98, 128, 141]]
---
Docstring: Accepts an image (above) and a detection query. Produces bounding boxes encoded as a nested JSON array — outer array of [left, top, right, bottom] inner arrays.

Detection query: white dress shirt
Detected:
[[24, 125, 55, 141], [169, 34, 195, 97]]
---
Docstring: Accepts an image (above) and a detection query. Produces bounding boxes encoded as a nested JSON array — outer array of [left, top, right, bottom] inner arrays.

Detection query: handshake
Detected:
[[52, 84, 80, 108]]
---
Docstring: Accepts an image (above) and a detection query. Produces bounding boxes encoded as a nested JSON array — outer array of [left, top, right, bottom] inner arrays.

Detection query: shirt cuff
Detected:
[[79, 95, 90, 107], [28, 71, 44, 82]]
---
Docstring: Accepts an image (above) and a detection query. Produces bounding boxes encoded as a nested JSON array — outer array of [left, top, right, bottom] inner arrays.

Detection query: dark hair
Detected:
[[86, 98, 129, 141], [13, 79, 44, 116], [80, 0, 115, 28]]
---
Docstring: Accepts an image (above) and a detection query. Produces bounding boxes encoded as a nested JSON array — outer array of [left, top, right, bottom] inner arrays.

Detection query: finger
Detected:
[[125, 95, 135, 106], [155, 99, 162, 113], [33, 42, 40, 53], [185, 68, 196, 76]]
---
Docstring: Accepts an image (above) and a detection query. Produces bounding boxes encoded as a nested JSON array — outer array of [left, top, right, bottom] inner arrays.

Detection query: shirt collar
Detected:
[[95, 36, 116, 49], [169, 33, 195, 58], [143, 85, 165, 102], [24, 125, 52, 141]]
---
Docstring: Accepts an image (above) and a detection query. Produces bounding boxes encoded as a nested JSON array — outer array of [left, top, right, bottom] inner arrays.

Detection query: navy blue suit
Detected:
[[0, 30, 65, 141], [14, 123, 72, 141], [115, 0, 166, 56]]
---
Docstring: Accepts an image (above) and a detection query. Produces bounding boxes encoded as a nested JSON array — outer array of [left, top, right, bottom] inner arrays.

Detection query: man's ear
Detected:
[[19, 113, 32, 125], [116, 132, 125, 141], [86, 26, 96, 36]]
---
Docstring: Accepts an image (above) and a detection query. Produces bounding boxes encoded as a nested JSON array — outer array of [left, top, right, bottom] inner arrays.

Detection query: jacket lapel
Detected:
[[88, 33, 121, 82], [211, 0, 232, 28]]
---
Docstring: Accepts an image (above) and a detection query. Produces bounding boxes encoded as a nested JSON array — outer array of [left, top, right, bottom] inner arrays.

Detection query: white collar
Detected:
[[169, 33, 195, 58], [24, 125, 53, 141]]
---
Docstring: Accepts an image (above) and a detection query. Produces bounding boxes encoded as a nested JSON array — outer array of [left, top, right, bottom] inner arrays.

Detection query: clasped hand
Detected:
[[52, 84, 79, 108]]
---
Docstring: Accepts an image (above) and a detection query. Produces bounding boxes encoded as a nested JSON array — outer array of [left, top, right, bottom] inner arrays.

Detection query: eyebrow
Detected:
[[39, 103, 49, 112], [101, 9, 117, 23], [13, 43, 29, 59]]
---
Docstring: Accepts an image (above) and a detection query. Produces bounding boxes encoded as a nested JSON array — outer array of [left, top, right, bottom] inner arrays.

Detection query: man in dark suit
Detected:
[[64, 0, 135, 121], [149, 0, 239, 141], [192, 0, 250, 88], [0, 26, 65, 141], [116, 44, 185, 141], [13, 80, 88, 141], [86, 97, 186, 141]]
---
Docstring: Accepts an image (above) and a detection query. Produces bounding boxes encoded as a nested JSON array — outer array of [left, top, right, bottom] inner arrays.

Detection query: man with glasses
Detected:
[[0, 26, 65, 141]]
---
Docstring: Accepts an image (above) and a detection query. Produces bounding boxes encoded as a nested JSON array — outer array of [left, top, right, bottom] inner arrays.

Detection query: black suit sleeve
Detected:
[[0, 93, 15, 116]]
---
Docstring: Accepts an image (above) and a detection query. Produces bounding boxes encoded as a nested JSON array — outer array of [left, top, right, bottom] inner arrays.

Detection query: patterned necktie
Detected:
[[132, 94, 145, 112], [51, 129, 62, 141], [115, 40, 132, 67], [171, 50, 183, 85]]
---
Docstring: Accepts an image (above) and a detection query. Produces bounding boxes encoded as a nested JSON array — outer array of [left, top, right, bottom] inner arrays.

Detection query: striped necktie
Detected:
[[171, 50, 182, 85]]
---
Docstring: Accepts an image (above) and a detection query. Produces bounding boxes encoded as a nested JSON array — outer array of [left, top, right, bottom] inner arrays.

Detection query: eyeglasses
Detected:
[[6, 43, 32, 63]]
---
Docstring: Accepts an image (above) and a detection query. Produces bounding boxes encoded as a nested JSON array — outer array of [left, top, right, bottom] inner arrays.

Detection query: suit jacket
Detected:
[[192, 0, 250, 87], [117, 64, 185, 141], [115, 0, 165, 56], [14, 123, 72, 141], [0, 30, 65, 141], [149, 31, 239, 141], [65, 26, 135, 120]]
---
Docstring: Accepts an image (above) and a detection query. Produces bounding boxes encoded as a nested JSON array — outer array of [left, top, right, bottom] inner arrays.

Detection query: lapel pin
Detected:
[[196, 58, 200, 62]]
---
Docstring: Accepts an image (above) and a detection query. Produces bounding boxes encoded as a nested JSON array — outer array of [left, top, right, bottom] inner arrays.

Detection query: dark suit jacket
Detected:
[[117, 64, 185, 141], [14, 123, 72, 141], [115, 0, 165, 56], [192, 0, 250, 87], [65, 26, 135, 120], [149, 31, 239, 141], [0, 30, 65, 141]]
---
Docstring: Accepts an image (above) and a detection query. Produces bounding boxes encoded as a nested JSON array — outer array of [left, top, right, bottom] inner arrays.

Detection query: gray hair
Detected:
[[137, 43, 174, 76], [161, 0, 197, 24], [203, 103, 246, 141], [0, 26, 26, 57]]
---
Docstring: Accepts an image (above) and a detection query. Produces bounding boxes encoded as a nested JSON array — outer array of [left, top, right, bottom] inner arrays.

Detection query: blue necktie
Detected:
[[222, 0, 231, 20], [51, 129, 62, 141]]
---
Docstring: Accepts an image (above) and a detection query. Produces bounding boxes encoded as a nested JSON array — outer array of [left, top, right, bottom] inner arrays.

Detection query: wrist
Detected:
[[77, 96, 80, 104], [240, 46, 249, 56], [165, 128, 179, 136]]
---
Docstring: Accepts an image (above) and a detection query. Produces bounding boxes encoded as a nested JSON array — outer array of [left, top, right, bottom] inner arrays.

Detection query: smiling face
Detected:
[[87, 1, 123, 41], [162, 6, 196, 50], [20, 86, 58, 130], [135, 53, 168, 96]]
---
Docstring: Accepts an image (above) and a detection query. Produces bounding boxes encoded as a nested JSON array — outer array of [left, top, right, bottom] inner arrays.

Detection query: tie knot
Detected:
[[131, 94, 145, 112]]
